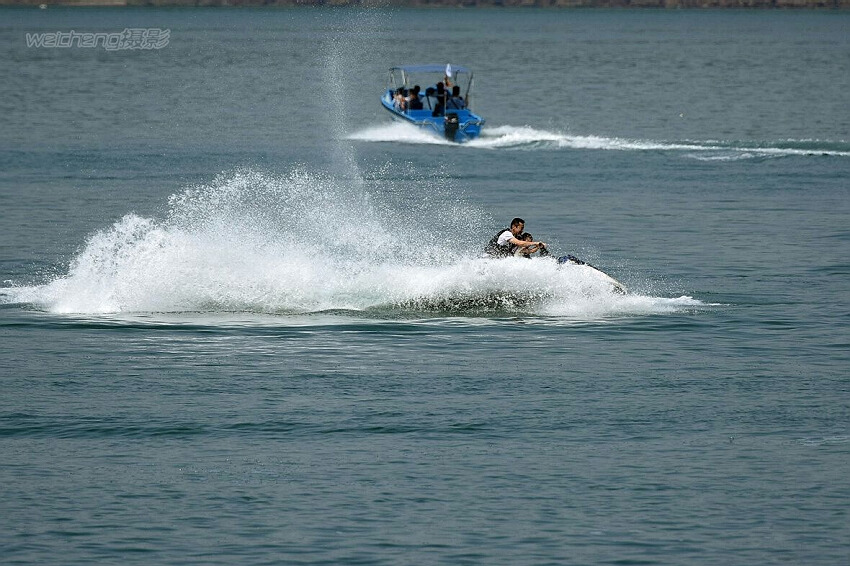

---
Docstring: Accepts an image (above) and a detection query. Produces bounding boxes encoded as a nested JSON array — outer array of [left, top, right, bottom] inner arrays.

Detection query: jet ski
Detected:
[[485, 232, 627, 295]]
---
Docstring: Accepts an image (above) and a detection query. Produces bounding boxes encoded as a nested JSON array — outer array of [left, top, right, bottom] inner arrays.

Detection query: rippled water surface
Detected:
[[1, 7, 849, 565]]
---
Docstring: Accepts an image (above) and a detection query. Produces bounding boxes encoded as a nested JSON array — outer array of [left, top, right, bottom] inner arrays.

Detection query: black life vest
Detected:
[[484, 228, 515, 257]]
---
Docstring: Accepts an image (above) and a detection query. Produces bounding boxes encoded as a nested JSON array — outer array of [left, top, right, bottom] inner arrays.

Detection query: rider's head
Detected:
[[510, 218, 525, 236]]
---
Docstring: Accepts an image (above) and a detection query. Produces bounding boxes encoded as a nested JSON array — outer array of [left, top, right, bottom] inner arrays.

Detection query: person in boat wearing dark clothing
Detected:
[[407, 85, 423, 110], [447, 85, 465, 110], [484, 218, 547, 258], [432, 82, 449, 117]]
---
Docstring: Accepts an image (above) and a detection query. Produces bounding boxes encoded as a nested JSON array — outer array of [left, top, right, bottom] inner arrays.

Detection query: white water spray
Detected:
[[2, 167, 701, 318]]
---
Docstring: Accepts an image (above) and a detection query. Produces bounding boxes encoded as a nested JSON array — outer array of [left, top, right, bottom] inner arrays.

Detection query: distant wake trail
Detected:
[[348, 122, 850, 160]]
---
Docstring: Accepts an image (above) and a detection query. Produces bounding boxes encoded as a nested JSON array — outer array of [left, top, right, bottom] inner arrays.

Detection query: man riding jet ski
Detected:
[[484, 217, 627, 294], [484, 218, 547, 258]]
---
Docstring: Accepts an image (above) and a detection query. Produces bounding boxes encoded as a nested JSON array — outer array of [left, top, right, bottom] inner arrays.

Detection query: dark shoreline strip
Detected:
[[2, 0, 848, 9]]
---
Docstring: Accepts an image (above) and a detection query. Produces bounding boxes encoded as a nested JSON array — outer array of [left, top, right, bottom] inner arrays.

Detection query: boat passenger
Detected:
[[424, 87, 436, 111], [393, 87, 407, 111], [432, 82, 449, 117], [447, 85, 465, 110], [407, 85, 423, 111], [484, 218, 548, 258]]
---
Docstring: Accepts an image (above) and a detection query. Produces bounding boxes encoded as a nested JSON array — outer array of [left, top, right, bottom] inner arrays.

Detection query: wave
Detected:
[[349, 123, 850, 160], [1, 167, 701, 320]]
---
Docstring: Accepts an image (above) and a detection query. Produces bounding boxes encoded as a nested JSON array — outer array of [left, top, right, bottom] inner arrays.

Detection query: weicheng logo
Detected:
[[26, 28, 170, 51]]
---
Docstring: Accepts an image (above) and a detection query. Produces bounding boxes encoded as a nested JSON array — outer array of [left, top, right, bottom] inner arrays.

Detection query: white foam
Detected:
[[347, 122, 452, 145], [2, 168, 704, 320], [349, 123, 850, 159]]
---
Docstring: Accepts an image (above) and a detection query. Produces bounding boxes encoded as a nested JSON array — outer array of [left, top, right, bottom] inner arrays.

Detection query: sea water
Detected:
[[1, 7, 848, 565]]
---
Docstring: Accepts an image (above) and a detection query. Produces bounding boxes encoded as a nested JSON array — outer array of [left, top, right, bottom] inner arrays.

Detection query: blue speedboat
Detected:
[[381, 64, 485, 143]]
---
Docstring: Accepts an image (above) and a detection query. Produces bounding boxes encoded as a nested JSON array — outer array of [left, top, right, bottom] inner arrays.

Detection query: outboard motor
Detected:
[[444, 113, 459, 142]]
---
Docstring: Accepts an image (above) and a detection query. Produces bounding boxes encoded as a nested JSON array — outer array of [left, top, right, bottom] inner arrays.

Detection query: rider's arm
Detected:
[[510, 237, 547, 248]]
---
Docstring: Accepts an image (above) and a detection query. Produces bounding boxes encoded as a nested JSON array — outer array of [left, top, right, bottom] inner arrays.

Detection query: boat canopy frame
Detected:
[[386, 64, 476, 110]]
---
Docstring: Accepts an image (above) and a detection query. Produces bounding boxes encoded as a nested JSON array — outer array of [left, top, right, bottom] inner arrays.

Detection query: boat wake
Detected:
[[1, 167, 701, 321], [349, 122, 850, 160]]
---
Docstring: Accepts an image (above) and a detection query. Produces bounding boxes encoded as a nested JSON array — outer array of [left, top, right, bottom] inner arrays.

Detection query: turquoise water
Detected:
[[1, 7, 849, 565]]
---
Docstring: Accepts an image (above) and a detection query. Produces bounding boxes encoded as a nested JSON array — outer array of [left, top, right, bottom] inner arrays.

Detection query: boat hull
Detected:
[[381, 92, 484, 143]]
